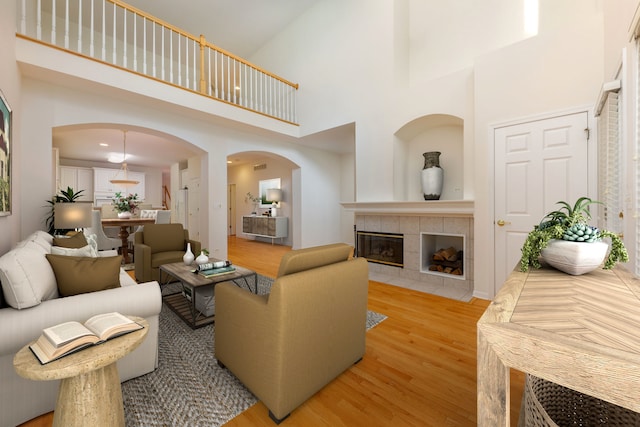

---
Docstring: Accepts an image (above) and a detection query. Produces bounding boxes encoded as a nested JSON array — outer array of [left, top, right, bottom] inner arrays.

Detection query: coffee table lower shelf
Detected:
[[164, 292, 215, 329]]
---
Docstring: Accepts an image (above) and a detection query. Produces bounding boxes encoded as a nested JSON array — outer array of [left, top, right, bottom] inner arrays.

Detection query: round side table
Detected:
[[13, 316, 148, 427]]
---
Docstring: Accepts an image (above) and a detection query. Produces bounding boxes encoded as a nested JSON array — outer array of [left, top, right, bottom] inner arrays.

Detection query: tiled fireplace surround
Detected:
[[355, 211, 474, 302]]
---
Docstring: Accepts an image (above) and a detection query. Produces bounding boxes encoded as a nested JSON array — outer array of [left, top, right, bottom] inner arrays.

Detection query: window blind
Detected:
[[597, 91, 622, 236]]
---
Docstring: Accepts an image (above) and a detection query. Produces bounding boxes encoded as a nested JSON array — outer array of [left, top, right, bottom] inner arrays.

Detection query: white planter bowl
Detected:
[[540, 239, 609, 275]]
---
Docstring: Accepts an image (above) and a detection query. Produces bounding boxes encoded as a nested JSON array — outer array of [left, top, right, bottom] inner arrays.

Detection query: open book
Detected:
[[29, 312, 143, 364]]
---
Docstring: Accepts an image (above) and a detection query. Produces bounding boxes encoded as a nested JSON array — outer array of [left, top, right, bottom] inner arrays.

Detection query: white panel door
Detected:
[[494, 112, 590, 294]]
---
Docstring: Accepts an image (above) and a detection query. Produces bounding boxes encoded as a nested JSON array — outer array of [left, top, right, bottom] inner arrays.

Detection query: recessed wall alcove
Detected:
[[393, 114, 464, 201]]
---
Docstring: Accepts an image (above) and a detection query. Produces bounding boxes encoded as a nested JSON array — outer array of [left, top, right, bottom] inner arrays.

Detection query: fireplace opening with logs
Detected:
[[428, 246, 463, 275], [421, 232, 465, 279]]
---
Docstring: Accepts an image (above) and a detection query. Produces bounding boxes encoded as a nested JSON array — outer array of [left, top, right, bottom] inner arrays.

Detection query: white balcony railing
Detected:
[[16, 0, 298, 124]]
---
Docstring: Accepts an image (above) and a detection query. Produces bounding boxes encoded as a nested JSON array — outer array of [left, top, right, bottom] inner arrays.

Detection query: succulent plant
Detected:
[[520, 197, 628, 272]]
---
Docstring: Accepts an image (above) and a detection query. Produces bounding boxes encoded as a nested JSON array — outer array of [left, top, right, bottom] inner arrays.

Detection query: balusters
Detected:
[[51, 0, 56, 44], [111, 1, 117, 64], [76, 0, 82, 53], [64, 0, 69, 49], [161, 26, 165, 81], [89, 0, 95, 57], [16, 0, 297, 122], [101, 0, 106, 60]]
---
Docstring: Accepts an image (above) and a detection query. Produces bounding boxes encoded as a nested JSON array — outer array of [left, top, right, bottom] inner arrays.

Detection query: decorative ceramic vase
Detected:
[[117, 211, 132, 219], [540, 239, 609, 275], [421, 151, 443, 200], [195, 251, 209, 266], [183, 243, 195, 265]]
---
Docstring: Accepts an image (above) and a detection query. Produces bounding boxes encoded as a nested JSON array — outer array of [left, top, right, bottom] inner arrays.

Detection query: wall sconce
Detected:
[[54, 202, 93, 232], [266, 188, 282, 217]]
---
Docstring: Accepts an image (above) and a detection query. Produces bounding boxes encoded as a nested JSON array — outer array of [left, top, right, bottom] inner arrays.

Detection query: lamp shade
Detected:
[[54, 202, 93, 230], [266, 188, 282, 203]]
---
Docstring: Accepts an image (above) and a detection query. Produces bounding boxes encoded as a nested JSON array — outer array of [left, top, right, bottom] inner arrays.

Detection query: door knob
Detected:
[[496, 219, 511, 227]]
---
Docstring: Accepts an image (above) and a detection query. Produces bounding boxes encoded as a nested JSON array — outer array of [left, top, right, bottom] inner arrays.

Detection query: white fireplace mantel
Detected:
[[341, 200, 474, 217]]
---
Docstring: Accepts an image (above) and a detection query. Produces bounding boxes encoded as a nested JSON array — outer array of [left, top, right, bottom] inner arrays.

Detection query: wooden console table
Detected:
[[477, 265, 640, 426], [242, 216, 287, 244]]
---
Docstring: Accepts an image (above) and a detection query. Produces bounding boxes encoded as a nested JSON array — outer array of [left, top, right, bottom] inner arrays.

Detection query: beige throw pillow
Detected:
[[45, 254, 121, 297], [53, 232, 88, 249]]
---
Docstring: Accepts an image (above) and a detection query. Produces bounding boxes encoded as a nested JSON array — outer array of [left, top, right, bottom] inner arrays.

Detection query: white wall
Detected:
[[250, 0, 610, 298], [0, 0, 21, 254], [472, 1, 605, 298]]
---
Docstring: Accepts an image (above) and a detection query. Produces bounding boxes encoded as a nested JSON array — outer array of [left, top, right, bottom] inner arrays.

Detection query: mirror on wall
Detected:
[[258, 178, 280, 207]]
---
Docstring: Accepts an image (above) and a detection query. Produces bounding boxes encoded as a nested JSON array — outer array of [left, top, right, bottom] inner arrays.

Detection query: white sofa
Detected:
[[0, 230, 162, 427]]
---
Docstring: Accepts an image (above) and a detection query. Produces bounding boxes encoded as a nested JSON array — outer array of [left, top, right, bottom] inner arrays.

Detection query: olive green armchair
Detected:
[[133, 223, 200, 282], [215, 243, 369, 423]]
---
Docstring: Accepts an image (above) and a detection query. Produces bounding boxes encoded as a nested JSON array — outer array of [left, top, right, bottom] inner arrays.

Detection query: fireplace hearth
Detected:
[[355, 231, 403, 267]]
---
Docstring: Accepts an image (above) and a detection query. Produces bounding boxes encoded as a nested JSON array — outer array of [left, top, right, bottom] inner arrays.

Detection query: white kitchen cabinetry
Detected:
[[93, 167, 145, 200], [59, 166, 93, 201]]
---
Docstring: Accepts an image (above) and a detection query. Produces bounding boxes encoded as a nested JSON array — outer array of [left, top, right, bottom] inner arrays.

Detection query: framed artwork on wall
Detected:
[[258, 178, 281, 208], [0, 90, 11, 216]]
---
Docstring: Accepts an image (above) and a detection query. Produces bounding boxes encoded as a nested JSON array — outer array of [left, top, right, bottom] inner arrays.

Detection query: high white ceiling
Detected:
[[125, 0, 322, 59], [53, 0, 337, 170]]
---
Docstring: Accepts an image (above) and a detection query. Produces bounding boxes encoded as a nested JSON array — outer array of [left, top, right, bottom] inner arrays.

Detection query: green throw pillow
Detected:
[[53, 232, 89, 249], [45, 254, 121, 297]]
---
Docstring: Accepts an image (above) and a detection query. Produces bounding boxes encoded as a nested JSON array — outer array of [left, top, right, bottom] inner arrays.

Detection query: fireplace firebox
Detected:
[[355, 231, 403, 267]]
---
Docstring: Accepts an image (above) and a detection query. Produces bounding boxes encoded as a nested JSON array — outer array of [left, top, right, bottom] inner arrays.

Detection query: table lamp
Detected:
[[266, 188, 282, 217], [54, 202, 93, 232]]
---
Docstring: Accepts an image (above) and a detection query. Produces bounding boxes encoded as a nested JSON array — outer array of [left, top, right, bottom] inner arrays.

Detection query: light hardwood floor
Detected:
[[20, 236, 524, 427]]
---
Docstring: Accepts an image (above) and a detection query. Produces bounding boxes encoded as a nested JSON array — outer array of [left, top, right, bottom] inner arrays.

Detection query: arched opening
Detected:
[[226, 151, 298, 247], [393, 114, 464, 201]]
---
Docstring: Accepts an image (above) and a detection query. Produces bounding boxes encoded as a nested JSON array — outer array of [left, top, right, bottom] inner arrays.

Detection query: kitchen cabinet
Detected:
[[93, 167, 145, 200], [59, 166, 93, 201]]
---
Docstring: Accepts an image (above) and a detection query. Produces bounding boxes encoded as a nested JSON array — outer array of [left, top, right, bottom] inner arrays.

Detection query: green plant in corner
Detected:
[[520, 197, 629, 272], [44, 186, 85, 235]]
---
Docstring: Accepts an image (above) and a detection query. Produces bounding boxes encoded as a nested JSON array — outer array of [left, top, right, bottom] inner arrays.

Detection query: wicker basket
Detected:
[[522, 374, 640, 426]]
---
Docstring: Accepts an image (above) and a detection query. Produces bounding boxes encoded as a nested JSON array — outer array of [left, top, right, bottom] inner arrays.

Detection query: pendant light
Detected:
[[110, 130, 139, 187]]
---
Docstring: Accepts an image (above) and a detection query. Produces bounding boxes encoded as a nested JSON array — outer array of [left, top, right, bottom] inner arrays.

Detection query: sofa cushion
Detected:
[[84, 233, 99, 257], [53, 232, 88, 249], [16, 230, 53, 253], [51, 244, 96, 257], [0, 246, 58, 309], [45, 254, 122, 297]]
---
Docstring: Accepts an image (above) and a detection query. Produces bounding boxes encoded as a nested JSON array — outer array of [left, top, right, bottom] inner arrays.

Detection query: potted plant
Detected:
[[112, 192, 140, 218], [245, 192, 260, 215], [520, 197, 628, 275]]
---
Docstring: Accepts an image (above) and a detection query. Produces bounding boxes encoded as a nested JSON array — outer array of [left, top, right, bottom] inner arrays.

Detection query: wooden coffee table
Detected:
[[159, 261, 257, 328]]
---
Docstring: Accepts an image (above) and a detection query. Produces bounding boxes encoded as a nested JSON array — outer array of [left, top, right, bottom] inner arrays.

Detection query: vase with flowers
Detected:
[[112, 192, 140, 218], [245, 192, 261, 215]]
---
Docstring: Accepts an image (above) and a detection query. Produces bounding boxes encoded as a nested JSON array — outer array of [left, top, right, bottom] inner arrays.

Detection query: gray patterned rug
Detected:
[[121, 275, 386, 426]]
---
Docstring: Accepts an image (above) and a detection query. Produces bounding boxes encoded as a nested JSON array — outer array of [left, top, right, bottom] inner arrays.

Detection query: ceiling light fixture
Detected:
[[109, 130, 139, 187]]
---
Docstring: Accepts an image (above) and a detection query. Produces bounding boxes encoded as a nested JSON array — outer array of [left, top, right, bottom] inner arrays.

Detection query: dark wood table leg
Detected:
[[118, 226, 131, 264]]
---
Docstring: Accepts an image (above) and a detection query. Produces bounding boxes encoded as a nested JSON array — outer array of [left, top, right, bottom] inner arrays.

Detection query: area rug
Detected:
[[121, 275, 386, 426]]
